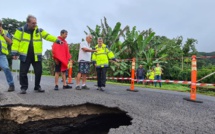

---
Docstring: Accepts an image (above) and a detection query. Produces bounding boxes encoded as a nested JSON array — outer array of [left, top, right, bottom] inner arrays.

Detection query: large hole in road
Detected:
[[0, 103, 132, 134]]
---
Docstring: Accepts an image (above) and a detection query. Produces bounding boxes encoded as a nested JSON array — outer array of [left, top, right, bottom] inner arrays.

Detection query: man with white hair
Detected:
[[75, 35, 96, 90], [92, 37, 117, 91]]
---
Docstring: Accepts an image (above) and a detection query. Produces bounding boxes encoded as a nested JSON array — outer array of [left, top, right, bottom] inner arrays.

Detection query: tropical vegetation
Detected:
[[1, 17, 215, 85]]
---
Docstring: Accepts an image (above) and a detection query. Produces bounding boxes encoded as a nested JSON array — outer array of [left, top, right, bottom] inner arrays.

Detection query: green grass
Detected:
[[89, 80, 215, 97], [107, 81, 190, 92], [197, 86, 215, 96], [38, 76, 215, 97]]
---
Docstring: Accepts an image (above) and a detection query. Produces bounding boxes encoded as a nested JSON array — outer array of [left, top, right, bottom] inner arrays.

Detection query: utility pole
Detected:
[[182, 54, 184, 71]]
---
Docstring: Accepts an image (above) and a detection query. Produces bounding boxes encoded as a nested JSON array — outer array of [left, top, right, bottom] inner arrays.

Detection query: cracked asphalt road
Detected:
[[0, 71, 215, 134]]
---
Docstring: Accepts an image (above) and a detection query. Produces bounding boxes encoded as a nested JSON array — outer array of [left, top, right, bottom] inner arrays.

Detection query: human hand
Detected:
[[56, 40, 63, 45], [91, 48, 97, 52], [13, 56, 18, 60], [60, 41, 63, 44], [111, 59, 119, 62], [110, 60, 120, 66], [0, 27, 3, 35], [55, 59, 59, 65], [69, 60, 73, 64], [115, 59, 119, 62]]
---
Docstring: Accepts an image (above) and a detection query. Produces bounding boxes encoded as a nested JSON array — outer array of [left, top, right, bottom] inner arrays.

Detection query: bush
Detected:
[[197, 68, 215, 83]]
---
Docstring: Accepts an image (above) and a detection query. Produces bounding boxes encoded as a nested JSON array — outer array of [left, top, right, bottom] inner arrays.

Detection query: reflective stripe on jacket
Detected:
[[12, 24, 58, 62], [92, 44, 115, 68]]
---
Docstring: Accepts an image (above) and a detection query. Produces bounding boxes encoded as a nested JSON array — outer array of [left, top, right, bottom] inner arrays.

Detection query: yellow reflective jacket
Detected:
[[149, 71, 155, 80], [67, 61, 73, 69], [0, 29, 9, 55], [92, 44, 115, 68], [12, 24, 58, 62], [154, 67, 162, 76]]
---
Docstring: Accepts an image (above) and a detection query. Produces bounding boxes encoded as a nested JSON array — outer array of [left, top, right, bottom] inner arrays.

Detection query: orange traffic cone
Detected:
[[127, 58, 138, 92], [68, 60, 73, 84], [183, 55, 202, 103]]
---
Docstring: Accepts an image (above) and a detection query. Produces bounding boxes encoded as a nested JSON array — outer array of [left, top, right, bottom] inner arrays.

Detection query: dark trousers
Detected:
[[154, 75, 161, 87], [137, 76, 144, 83], [20, 58, 42, 90], [96, 68, 107, 87]]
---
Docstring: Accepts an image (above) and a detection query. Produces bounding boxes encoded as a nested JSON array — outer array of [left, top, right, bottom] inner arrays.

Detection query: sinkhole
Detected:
[[0, 103, 132, 134]]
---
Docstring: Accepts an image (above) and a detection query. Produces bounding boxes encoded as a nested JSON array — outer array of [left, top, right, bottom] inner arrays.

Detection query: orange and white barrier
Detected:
[[68, 60, 73, 84], [87, 76, 215, 87]]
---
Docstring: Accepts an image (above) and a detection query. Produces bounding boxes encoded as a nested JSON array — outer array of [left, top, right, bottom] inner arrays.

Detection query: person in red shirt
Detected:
[[52, 30, 72, 90]]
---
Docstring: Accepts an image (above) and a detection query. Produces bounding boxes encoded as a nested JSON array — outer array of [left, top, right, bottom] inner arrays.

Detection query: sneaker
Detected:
[[34, 87, 45, 93], [100, 87, 105, 91], [97, 87, 101, 90], [54, 85, 59, 90], [8, 85, 15, 92], [75, 86, 81, 90], [20, 89, 26, 94], [82, 85, 90, 90], [63, 85, 72, 89]]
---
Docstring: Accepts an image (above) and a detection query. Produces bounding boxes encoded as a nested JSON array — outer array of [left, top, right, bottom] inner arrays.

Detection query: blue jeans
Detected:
[[137, 76, 144, 83], [0, 55, 14, 86], [154, 75, 161, 87]]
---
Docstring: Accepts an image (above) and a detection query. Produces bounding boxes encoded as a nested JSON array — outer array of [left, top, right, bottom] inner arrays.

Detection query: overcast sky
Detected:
[[1, 0, 214, 54]]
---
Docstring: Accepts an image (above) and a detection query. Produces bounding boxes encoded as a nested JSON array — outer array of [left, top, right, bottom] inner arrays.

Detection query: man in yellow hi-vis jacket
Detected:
[[92, 37, 117, 91], [12, 15, 62, 94], [0, 20, 15, 92], [154, 63, 162, 87]]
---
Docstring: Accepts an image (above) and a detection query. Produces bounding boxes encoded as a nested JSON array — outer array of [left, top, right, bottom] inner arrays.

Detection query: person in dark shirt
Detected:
[[136, 65, 145, 84]]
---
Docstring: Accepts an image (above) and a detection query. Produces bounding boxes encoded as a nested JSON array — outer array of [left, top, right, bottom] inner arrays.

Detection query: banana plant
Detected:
[[122, 26, 162, 70], [140, 48, 168, 70], [84, 17, 131, 77], [43, 49, 55, 75], [84, 17, 122, 48], [68, 43, 80, 76], [109, 45, 131, 77]]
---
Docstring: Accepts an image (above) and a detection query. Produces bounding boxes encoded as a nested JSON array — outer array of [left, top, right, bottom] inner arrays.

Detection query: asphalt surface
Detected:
[[0, 71, 215, 134]]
